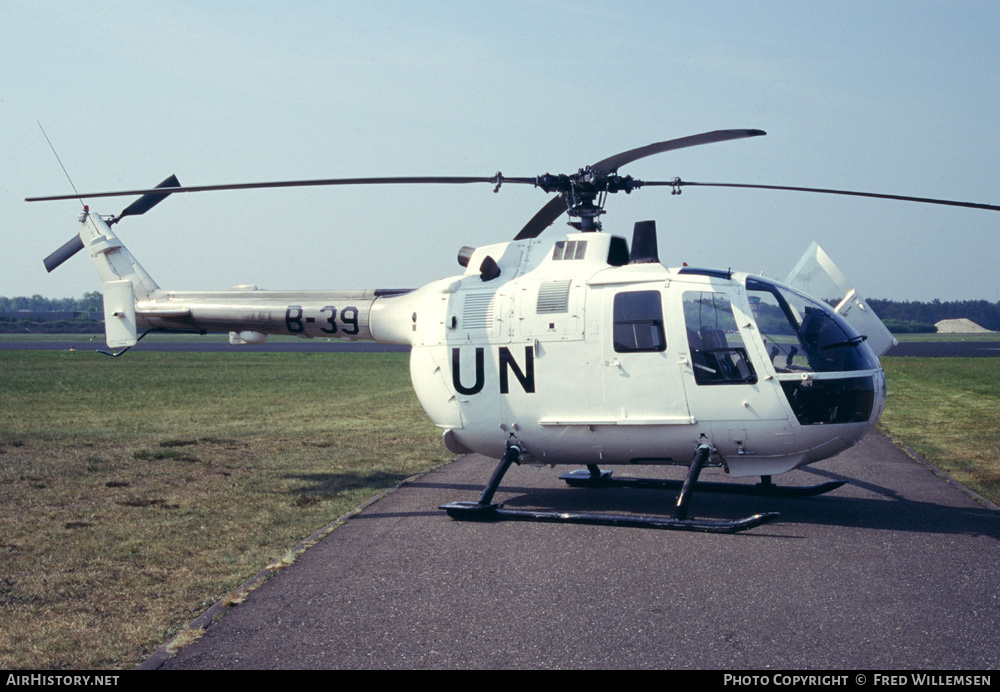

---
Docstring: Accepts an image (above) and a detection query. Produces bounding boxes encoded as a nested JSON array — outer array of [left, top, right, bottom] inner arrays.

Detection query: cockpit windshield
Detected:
[[746, 277, 878, 373]]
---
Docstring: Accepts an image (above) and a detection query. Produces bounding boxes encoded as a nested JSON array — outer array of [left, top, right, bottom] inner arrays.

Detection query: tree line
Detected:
[[0, 293, 104, 333], [0, 292, 103, 313], [867, 298, 1000, 333]]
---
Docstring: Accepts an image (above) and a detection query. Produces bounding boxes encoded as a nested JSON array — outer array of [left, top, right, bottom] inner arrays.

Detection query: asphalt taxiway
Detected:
[[147, 432, 999, 670]]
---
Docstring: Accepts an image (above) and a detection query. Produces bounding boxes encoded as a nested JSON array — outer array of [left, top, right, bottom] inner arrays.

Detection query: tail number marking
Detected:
[[285, 305, 360, 335]]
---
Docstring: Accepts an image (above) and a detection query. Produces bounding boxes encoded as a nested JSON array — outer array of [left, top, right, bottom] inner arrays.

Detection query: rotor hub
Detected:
[[534, 168, 643, 231]]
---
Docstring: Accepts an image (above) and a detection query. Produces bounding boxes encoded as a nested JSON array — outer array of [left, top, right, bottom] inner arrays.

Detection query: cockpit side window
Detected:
[[613, 290, 666, 353], [682, 291, 757, 385]]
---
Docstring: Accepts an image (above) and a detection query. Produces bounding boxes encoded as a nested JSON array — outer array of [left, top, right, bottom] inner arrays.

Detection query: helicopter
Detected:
[[28, 129, 1000, 533]]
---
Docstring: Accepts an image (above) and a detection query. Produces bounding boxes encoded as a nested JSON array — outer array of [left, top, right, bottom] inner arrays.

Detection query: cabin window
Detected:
[[613, 291, 666, 353], [683, 291, 757, 385], [552, 240, 587, 261]]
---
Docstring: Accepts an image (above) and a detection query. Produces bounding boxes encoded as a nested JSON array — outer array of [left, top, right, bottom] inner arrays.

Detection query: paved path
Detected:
[[152, 432, 999, 670]]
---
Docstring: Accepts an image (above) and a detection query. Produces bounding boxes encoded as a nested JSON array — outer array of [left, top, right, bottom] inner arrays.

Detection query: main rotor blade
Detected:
[[26, 176, 536, 203], [652, 180, 1000, 212], [590, 129, 766, 177], [514, 196, 569, 240]]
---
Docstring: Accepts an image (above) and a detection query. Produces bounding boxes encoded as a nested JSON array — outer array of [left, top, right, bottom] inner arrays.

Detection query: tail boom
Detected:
[[61, 208, 421, 349], [134, 289, 389, 342]]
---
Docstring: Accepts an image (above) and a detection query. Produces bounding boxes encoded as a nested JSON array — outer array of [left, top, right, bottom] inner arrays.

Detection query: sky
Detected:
[[3, 0, 999, 302]]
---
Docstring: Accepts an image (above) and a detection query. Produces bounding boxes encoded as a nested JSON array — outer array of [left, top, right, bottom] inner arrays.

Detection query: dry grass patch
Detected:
[[0, 351, 448, 669]]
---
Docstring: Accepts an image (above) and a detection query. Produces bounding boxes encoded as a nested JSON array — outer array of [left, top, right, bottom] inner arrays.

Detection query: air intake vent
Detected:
[[537, 280, 572, 314], [462, 292, 496, 329]]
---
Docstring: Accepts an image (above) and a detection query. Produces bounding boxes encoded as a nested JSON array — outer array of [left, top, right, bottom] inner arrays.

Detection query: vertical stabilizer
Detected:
[[79, 209, 159, 300], [76, 209, 158, 348]]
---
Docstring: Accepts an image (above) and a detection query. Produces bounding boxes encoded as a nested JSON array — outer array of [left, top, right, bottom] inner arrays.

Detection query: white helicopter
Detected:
[[29, 129, 1000, 532]]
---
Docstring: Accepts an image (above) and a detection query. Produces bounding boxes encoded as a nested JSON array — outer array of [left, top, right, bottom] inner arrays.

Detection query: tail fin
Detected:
[[40, 176, 179, 348], [78, 208, 159, 298], [80, 209, 159, 348]]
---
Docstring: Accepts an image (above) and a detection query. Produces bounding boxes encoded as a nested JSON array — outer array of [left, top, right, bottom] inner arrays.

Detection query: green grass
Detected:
[[891, 333, 1000, 342], [0, 351, 448, 669], [878, 357, 1000, 504]]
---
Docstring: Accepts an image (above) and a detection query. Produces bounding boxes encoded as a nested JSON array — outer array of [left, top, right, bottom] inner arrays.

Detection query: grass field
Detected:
[[1, 349, 997, 669], [891, 333, 1000, 342], [878, 357, 1000, 505]]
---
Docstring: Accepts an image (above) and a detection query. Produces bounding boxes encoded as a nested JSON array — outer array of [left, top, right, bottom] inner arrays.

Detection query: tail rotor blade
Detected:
[[43, 235, 84, 273], [43, 174, 180, 272], [115, 174, 180, 222]]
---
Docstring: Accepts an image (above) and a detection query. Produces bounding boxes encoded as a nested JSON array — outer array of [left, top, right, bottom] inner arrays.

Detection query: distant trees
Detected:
[[0, 293, 103, 313], [881, 318, 937, 334], [868, 299, 1000, 332], [0, 292, 104, 333]]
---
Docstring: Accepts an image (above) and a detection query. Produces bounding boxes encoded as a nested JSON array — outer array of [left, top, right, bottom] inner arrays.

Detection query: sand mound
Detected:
[[934, 318, 995, 334]]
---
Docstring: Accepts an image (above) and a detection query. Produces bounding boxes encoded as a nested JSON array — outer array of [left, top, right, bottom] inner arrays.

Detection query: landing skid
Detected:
[[440, 501, 777, 533], [439, 444, 780, 533], [560, 469, 847, 498]]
